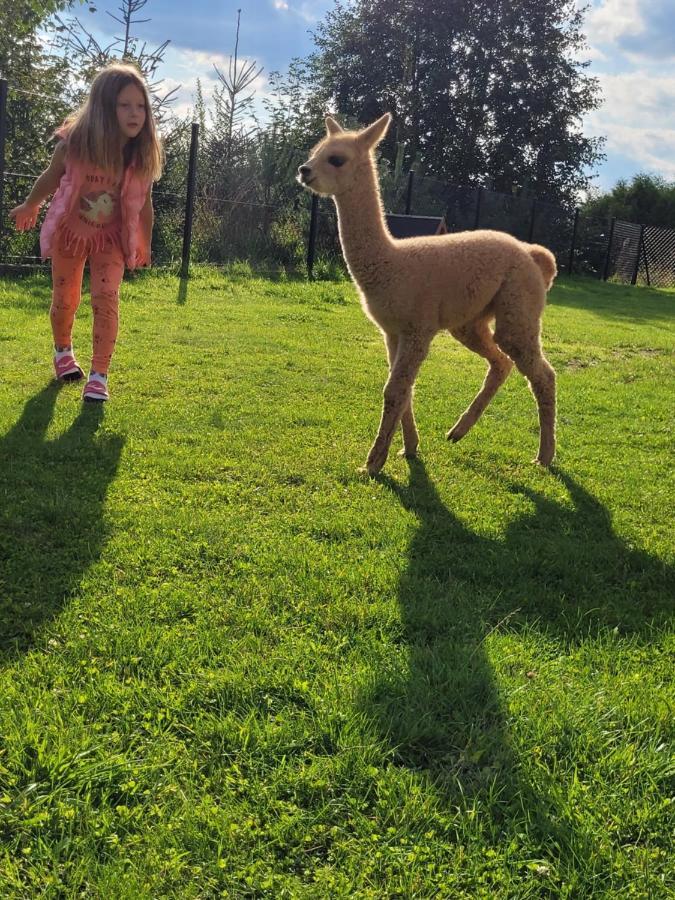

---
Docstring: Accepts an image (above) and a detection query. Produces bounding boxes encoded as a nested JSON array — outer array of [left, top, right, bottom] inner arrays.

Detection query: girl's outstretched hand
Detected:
[[9, 202, 40, 231]]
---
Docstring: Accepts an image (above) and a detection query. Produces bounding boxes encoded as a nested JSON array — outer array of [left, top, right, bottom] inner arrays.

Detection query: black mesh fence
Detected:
[[478, 190, 532, 241], [530, 201, 575, 270], [403, 175, 452, 218], [642, 225, 675, 288], [572, 214, 610, 279], [444, 185, 481, 232], [607, 220, 642, 283], [312, 202, 342, 275]]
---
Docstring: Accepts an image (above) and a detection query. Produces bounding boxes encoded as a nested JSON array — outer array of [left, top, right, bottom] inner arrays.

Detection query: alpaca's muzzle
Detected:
[[297, 165, 313, 185]]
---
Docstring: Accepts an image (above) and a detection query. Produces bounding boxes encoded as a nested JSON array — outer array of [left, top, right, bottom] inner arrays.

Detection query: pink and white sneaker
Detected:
[[82, 373, 109, 402], [54, 349, 84, 382]]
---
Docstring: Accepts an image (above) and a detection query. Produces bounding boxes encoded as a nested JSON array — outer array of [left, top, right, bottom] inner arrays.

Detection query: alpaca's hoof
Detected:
[[398, 446, 418, 459], [358, 463, 380, 478], [361, 452, 386, 476], [534, 453, 555, 467], [446, 423, 467, 443]]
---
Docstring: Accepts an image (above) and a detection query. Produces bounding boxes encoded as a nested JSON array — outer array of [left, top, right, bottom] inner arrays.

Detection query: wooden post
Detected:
[[601, 216, 616, 281], [527, 199, 537, 242], [180, 122, 199, 279], [642, 232, 651, 286], [0, 80, 8, 260], [473, 186, 483, 230], [307, 194, 319, 280], [567, 207, 580, 275], [630, 224, 645, 285], [405, 170, 414, 215]]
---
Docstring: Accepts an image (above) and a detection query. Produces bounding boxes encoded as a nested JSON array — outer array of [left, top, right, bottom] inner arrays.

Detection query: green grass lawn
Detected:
[[0, 267, 673, 898]]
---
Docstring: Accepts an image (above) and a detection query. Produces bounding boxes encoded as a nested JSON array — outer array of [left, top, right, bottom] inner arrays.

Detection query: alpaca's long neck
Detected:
[[333, 161, 393, 284]]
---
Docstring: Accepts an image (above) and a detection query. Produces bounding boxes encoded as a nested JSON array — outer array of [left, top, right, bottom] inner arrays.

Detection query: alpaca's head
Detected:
[[297, 113, 392, 197]]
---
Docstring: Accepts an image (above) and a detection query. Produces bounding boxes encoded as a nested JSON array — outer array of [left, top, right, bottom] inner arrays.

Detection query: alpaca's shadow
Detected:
[[0, 383, 124, 660], [364, 460, 672, 871]]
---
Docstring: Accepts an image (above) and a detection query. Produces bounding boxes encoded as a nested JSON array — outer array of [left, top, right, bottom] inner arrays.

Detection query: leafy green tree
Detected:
[[582, 174, 675, 228], [1, 1, 73, 157], [1, 0, 74, 260], [305, 0, 604, 205]]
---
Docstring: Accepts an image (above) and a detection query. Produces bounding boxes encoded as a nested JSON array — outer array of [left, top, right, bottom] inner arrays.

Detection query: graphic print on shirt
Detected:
[[80, 190, 116, 225], [77, 172, 121, 231]]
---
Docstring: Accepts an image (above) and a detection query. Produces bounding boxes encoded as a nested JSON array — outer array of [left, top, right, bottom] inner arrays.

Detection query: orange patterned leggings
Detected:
[[50, 237, 126, 375]]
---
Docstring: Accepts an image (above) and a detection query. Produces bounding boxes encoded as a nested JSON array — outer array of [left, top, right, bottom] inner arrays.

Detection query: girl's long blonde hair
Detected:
[[60, 63, 164, 181]]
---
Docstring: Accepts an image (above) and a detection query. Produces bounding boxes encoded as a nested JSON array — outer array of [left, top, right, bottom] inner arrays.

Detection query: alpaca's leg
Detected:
[[363, 333, 431, 475], [506, 346, 556, 465], [493, 296, 556, 466], [385, 333, 419, 457], [447, 317, 514, 443]]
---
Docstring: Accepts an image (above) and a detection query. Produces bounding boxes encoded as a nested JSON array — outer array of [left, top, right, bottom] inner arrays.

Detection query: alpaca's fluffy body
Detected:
[[299, 114, 557, 474], [351, 231, 548, 334]]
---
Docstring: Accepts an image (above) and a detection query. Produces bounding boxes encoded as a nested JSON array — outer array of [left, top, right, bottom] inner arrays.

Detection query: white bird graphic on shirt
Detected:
[[81, 192, 115, 223]]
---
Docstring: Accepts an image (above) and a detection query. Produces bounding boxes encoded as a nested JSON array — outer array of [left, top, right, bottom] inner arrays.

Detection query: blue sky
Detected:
[[56, 0, 675, 192]]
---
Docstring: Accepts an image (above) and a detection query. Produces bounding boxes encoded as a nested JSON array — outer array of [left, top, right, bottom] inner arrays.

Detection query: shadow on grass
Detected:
[[365, 460, 672, 887], [551, 275, 674, 322], [0, 383, 124, 661], [177, 274, 189, 305]]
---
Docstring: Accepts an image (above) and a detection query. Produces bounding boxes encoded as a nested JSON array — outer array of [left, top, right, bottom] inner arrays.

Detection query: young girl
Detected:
[[10, 63, 163, 401]]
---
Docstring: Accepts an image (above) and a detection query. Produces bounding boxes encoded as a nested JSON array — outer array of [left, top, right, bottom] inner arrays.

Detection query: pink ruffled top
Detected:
[[41, 144, 153, 269], [58, 167, 123, 256]]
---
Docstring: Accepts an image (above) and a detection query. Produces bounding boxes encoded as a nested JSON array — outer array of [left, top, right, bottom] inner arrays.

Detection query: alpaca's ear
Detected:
[[325, 116, 344, 135], [358, 113, 392, 149]]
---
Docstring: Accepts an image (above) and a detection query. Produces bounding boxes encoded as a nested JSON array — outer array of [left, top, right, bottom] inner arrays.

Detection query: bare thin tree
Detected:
[[213, 9, 263, 164], [53, 0, 178, 121]]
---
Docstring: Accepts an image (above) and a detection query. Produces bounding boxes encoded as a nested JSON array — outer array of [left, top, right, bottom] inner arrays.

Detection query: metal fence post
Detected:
[[473, 186, 483, 229], [180, 122, 199, 279], [0, 79, 8, 261], [567, 207, 580, 275], [405, 170, 415, 215], [631, 224, 645, 285], [527, 199, 537, 243], [307, 194, 319, 280], [601, 216, 616, 281], [642, 233, 651, 286]]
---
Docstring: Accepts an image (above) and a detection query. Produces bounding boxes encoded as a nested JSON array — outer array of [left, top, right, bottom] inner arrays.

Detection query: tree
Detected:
[[0, 0, 73, 166], [582, 174, 675, 228], [52, 0, 178, 120], [305, 0, 604, 205], [211, 9, 262, 167], [0, 1, 73, 261]]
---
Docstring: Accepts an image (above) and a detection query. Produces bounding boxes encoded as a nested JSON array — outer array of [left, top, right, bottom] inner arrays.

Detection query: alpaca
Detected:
[[297, 114, 557, 475]]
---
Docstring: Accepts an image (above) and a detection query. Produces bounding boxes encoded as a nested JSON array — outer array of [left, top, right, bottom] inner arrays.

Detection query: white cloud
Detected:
[[271, 0, 320, 24], [586, 71, 675, 179], [583, 0, 675, 63], [593, 71, 675, 129], [599, 125, 675, 180], [585, 0, 645, 46]]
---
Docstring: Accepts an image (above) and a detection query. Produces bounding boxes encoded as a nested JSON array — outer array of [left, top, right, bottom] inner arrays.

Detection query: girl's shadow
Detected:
[[365, 460, 672, 875], [0, 383, 124, 660]]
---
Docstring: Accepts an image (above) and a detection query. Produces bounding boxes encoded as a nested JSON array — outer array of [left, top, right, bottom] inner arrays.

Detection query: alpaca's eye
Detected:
[[328, 155, 346, 168]]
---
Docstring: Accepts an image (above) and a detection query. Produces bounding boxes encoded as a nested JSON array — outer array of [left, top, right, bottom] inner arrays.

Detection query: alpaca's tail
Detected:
[[528, 244, 557, 291]]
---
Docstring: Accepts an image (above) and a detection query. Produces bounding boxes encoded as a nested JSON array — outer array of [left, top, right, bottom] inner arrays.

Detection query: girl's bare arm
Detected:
[[9, 142, 67, 229]]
